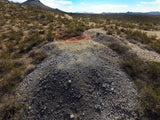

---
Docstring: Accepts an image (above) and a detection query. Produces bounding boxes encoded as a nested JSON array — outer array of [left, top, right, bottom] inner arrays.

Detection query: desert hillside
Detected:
[[0, 0, 160, 120], [17, 29, 139, 119]]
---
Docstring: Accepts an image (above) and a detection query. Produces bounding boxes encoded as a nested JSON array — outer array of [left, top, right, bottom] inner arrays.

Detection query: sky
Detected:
[[10, 0, 160, 13]]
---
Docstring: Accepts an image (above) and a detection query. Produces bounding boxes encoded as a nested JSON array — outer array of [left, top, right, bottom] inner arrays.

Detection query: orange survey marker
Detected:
[[59, 32, 89, 42]]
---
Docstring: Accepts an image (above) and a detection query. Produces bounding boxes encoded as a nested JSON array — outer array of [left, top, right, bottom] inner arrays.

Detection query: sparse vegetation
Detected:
[[109, 42, 160, 119], [125, 29, 157, 44], [121, 53, 160, 119], [108, 42, 129, 54], [150, 39, 160, 53], [0, 0, 160, 119], [29, 50, 47, 64]]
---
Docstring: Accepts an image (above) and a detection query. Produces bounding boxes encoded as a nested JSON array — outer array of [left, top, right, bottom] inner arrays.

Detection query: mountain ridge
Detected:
[[102, 11, 160, 15], [23, 0, 61, 12]]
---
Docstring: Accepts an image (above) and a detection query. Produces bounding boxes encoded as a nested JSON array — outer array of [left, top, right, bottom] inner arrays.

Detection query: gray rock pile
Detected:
[[17, 30, 140, 120]]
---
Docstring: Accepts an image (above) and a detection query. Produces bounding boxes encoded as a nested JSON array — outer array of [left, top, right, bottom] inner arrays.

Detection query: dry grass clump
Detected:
[[150, 39, 160, 53]]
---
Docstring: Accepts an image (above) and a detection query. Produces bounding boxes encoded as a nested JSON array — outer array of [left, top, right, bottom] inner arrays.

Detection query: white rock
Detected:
[[70, 114, 74, 118], [68, 80, 72, 83]]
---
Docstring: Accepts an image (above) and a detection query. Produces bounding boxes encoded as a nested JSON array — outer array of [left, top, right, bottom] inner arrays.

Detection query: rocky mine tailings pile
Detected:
[[17, 29, 140, 120]]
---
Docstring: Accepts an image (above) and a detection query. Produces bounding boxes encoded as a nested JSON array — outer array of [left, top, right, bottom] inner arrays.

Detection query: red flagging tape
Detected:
[[54, 32, 89, 42]]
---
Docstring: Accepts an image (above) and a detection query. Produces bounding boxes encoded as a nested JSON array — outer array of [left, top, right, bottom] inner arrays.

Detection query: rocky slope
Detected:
[[23, 0, 61, 11], [17, 30, 141, 120]]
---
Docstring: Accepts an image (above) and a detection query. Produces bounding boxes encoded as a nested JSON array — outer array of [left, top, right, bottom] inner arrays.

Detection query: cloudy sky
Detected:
[[10, 0, 160, 13]]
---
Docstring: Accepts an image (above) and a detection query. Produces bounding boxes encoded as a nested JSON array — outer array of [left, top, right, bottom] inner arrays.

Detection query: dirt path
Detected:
[[17, 35, 140, 119]]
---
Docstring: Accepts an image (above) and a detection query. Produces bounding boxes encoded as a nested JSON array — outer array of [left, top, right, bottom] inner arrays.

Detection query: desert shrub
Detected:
[[121, 54, 160, 118], [121, 54, 144, 79], [125, 29, 156, 44], [6, 42, 16, 53], [106, 28, 114, 35], [40, 14, 45, 19], [0, 60, 23, 78], [8, 30, 17, 41], [8, 29, 23, 41], [150, 39, 160, 53], [108, 42, 129, 54], [64, 27, 84, 38], [76, 27, 85, 32], [0, 98, 24, 120], [0, 65, 24, 96], [120, 28, 125, 33], [116, 28, 121, 35], [139, 25, 153, 30], [0, 51, 12, 59], [42, 22, 47, 26], [46, 30, 53, 42], [39, 30, 45, 34], [1, 70, 22, 94], [1, 33, 8, 40], [145, 61, 160, 86], [18, 31, 43, 53], [29, 51, 47, 64]]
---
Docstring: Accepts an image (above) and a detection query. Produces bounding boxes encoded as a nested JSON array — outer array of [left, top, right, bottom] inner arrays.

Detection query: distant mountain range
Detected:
[[102, 11, 160, 15], [23, 0, 61, 12]]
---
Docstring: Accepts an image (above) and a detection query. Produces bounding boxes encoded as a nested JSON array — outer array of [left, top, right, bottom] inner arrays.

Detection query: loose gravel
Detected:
[[17, 30, 140, 120]]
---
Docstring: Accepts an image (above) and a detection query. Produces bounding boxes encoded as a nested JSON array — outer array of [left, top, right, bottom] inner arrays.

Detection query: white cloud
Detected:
[[141, 0, 160, 5], [91, 4, 128, 9], [80, 2, 85, 5], [68, 4, 128, 13], [89, 4, 128, 13], [58, 1, 72, 4], [9, 0, 160, 13], [41, 0, 58, 8], [136, 4, 141, 7]]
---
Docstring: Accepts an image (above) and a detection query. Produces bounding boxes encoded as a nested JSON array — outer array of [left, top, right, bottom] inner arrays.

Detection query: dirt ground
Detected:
[[17, 29, 141, 120], [146, 30, 160, 39]]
